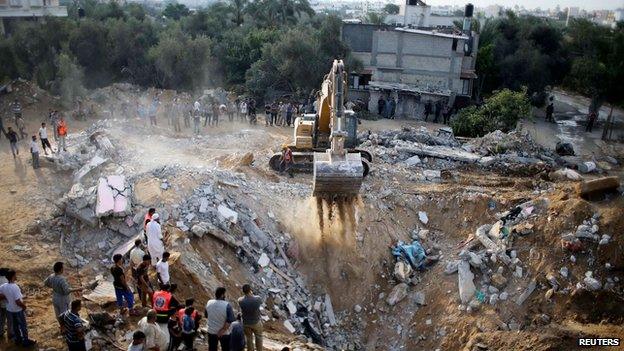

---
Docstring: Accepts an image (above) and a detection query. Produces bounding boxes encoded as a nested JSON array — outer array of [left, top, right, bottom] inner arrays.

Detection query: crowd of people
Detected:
[[0, 207, 276, 351], [1, 99, 69, 169]]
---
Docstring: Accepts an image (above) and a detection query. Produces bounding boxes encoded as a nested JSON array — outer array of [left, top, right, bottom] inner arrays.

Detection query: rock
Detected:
[[468, 252, 483, 268], [324, 294, 336, 326], [403, 155, 421, 166], [217, 204, 238, 223], [191, 224, 208, 237], [489, 294, 499, 305], [66, 206, 98, 228], [73, 155, 108, 182], [458, 261, 476, 304], [240, 217, 270, 249], [423, 169, 441, 181], [479, 156, 496, 167], [490, 273, 508, 289], [499, 292, 508, 300], [257, 253, 270, 268], [199, 198, 209, 213], [579, 176, 620, 199], [559, 266, 569, 278], [444, 260, 459, 275], [418, 211, 429, 224], [584, 277, 601, 291], [413, 291, 426, 305], [394, 261, 412, 283], [599, 235, 610, 245], [545, 288, 554, 300], [286, 301, 297, 315], [514, 266, 523, 278], [515, 280, 536, 306], [551, 168, 582, 181], [354, 304, 362, 313], [283, 320, 296, 333], [387, 283, 409, 306]]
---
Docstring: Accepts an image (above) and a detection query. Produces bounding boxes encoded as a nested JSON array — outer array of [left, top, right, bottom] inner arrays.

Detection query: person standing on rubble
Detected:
[[146, 213, 165, 266], [285, 102, 294, 127], [0, 269, 37, 347], [211, 101, 220, 127], [10, 99, 22, 124], [149, 96, 159, 126], [193, 103, 202, 135], [423, 100, 432, 121], [240, 100, 248, 122], [586, 111, 597, 133], [377, 96, 385, 116], [546, 97, 555, 122], [130, 239, 146, 300], [39, 122, 52, 155], [137, 255, 154, 308], [4, 127, 19, 159], [57, 116, 68, 152], [59, 299, 86, 351], [205, 287, 235, 351], [172, 98, 182, 133], [434, 101, 442, 123], [111, 254, 136, 315], [0, 268, 14, 342], [279, 145, 294, 178], [43, 262, 82, 324], [238, 284, 263, 351], [30, 135, 40, 169], [156, 252, 171, 286], [50, 110, 60, 141]]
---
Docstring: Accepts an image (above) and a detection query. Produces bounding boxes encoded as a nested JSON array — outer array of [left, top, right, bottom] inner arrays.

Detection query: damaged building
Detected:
[[342, 2, 478, 119]]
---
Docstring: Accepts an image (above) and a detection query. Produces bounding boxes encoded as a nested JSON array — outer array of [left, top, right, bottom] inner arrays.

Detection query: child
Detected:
[[182, 307, 195, 350]]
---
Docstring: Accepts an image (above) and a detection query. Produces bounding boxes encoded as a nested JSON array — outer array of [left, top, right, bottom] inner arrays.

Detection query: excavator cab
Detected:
[[312, 60, 364, 198]]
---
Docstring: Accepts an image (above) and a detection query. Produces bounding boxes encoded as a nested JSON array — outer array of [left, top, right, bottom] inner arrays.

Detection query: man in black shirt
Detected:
[[111, 254, 135, 315]]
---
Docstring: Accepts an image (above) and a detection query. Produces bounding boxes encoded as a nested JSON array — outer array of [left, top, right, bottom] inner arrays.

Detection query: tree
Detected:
[[162, 3, 190, 20], [383, 3, 399, 15], [148, 28, 212, 90], [245, 0, 314, 27], [107, 18, 158, 85], [229, 0, 248, 26], [125, 3, 146, 20], [452, 88, 531, 137], [364, 12, 386, 25], [69, 19, 112, 87]]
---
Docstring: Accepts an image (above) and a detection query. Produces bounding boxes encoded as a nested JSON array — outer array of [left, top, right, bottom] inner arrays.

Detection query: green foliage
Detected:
[[162, 3, 190, 20], [383, 4, 399, 15], [364, 12, 386, 25], [452, 88, 531, 137], [69, 19, 111, 87], [148, 28, 212, 90]]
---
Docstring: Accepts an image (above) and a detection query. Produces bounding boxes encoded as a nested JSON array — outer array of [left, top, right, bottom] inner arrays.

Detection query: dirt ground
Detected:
[[0, 83, 623, 351]]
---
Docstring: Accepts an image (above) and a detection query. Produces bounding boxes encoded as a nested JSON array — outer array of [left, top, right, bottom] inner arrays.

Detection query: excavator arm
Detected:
[[312, 60, 364, 199]]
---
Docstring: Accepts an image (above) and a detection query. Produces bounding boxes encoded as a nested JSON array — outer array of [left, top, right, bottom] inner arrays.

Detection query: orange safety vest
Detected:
[[57, 121, 67, 136], [152, 291, 172, 313], [177, 307, 198, 326]]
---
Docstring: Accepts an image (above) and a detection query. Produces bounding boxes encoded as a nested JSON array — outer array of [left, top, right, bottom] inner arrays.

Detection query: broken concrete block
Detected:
[[283, 320, 296, 333], [324, 294, 336, 326], [387, 283, 409, 306], [95, 178, 114, 217], [515, 279, 536, 306], [403, 155, 421, 166], [258, 253, 270, 267], [418, 211, 428, 224], [491, 273, 507, 289], [191, 224, 208, 238], [218, 204, 238, 224], [423, 169, 441, 180], [584, 277, 602, 291], [107, 175, 131, 216], [240, 218, 269, 249], [413, 291, 426, 305], [73, 155, 108, 182], [199, 198, 209, 213], [458, 261, 476, 304], [579, 176, 620, 199], [66, 206, 98, 227], [286, 301, 297, 315]]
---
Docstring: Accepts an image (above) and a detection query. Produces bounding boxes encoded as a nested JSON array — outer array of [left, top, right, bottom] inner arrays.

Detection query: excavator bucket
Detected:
[[312, 150, 364, 198]]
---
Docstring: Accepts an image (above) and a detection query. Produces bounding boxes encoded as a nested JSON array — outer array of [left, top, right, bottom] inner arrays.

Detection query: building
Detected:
[[0, 0, 67, 35], [342, 2, 478, 119], [566, 6, 579, 25]]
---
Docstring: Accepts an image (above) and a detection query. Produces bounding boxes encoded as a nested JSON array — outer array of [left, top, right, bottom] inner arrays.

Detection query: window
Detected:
[[452, 38, 458, 51], [461, 79, 471, 95]]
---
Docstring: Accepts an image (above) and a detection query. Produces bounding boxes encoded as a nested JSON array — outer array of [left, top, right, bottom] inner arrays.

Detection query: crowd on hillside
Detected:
[[0, 208, 280, 351]]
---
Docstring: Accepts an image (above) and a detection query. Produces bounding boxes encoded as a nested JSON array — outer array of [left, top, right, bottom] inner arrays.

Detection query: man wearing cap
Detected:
[[146, 213, 164, 266]]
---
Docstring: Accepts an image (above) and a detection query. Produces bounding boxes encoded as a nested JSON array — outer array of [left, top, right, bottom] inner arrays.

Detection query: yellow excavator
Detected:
[[269, 60, 371, 198]]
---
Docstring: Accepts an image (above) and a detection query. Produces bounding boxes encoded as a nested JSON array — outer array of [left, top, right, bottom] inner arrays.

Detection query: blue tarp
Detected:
[[392, 240, 426, 270]]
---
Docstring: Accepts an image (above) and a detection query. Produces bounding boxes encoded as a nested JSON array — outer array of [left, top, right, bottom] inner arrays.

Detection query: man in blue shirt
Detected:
[[59, 299, 86, 351]]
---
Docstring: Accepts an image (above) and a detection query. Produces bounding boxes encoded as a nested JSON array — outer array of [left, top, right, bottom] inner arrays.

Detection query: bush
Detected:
[[452, 88, 531, 137]]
